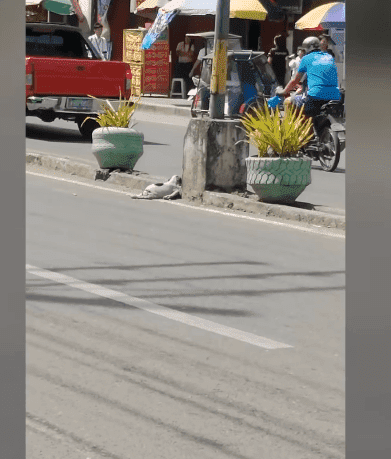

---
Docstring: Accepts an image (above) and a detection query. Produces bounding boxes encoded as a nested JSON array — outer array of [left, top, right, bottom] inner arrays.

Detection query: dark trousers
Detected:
[[173, 62, 194, 95]]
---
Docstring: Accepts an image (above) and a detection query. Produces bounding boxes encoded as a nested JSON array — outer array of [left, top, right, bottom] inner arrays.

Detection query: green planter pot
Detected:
[[91, 127, 144, 170], [245, 156, 312, 204]]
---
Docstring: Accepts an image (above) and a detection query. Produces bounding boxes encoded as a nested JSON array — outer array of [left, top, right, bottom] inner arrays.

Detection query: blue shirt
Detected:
[[298, 50, 340, 101]]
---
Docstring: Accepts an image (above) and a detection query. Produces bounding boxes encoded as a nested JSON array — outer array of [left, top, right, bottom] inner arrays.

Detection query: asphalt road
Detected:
[[26, 170, 345, 459], [26, 115, 346, 211]]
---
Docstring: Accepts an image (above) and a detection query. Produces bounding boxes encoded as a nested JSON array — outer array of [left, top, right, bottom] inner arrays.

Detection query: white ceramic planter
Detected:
[[91, 127, 144, 170], [245, 156, 312, 203]]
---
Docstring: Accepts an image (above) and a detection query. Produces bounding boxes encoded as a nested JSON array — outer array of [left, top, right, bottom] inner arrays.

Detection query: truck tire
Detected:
[[78, 118, 100, 140]]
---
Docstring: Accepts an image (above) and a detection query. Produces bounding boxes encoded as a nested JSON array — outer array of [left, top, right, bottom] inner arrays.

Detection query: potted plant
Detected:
[[82, 92, 144, 171], [241, 102, 314, 204]]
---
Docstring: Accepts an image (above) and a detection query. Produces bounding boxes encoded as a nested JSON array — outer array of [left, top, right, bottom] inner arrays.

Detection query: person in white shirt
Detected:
[[174, 36, 196, 94], [88, 22, 108, 60], [287, 46, 305, 79]]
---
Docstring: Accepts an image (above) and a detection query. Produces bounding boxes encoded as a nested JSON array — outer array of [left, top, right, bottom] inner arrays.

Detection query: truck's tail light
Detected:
[[26, 58, 33, 87], [125, 69, 132, 91]]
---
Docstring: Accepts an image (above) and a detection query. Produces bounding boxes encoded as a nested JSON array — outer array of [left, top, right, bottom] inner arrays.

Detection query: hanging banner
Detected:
[[97, 0, 112, 23], [96, 0, 113, 45], [70, 0, 85, 22], [141, 9, 177, 50]]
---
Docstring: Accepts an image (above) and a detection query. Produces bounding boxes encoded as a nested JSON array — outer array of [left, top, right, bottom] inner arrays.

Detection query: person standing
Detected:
[[267, 35, 290, 87], [319, 34, 335, 58], [88, 22, 108, 60], [174, 36, 195, 94], [189, 45, 207, 79], [287, 46, 305, 79]]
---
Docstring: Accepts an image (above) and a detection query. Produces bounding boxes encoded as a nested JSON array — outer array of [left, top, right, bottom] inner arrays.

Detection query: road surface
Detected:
[[26, 169, 345, 459], [26, 115, 346, 210]]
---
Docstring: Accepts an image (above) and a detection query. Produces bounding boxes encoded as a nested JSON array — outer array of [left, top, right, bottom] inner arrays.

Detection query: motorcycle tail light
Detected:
[[239, 104, 246, 114], [194, 94, 200, 110]]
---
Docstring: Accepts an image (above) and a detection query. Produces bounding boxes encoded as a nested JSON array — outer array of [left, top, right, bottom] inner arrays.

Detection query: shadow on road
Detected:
[[311, 164, 345, 174], [26, 123, 168, 147], [143, 140, 168, 146], [26, 123, 89, 144], [40, 261, 269, 273], [26, 292, 256, 317]]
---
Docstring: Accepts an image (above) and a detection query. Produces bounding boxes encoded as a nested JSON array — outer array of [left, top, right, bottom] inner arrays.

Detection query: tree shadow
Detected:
[[28, 269, 345, 288], [26, 293, 256, 317], [41, 261, 269, 273]]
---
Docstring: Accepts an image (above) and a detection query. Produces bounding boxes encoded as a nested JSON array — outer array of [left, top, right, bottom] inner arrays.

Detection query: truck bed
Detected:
[[27, 56, 129, 98], [26, 23, 131, 100]]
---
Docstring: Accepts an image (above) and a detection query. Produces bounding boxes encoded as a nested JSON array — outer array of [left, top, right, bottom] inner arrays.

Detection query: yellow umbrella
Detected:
[[135, 0, 168, 13], [295, 2, 345, 30], [230, 0, 267, 21], [137, 0, 267, 20]]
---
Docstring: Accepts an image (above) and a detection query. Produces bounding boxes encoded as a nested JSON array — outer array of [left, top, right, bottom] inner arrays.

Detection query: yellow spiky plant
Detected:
[[241, 101, 314, 157], [82, 90, 141, 128]]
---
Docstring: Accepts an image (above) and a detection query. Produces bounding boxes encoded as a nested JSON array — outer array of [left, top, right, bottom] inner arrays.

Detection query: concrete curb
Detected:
[[138, 100, 191, 118], [26, 152, 345, 231], [202, 191, 345, 230], [26, 152, 165, 191]]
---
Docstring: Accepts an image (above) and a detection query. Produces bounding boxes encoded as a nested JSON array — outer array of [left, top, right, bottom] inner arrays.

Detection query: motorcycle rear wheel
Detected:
[[318, 127, 341, 172]]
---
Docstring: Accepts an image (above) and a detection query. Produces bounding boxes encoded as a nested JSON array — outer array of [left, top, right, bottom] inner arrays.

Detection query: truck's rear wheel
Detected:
[[78, 118, 100, 140]]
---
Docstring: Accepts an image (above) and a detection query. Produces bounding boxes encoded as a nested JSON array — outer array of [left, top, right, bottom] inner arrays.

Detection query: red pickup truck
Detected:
[[26, 22, 132, 138]]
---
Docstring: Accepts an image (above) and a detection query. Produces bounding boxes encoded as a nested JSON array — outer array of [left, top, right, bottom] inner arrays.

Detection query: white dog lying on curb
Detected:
[[131, 175, 182, 200]]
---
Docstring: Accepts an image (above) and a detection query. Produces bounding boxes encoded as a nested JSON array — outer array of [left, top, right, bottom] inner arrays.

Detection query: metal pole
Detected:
[[209, 0, 230, 119]]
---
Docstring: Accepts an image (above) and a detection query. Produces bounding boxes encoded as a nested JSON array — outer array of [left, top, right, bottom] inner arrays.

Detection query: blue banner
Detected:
[[141, 9, 178, 50], [97, 0, 112, 22]]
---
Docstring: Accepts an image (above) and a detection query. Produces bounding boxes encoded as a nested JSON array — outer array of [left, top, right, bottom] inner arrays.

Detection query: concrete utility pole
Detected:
[[181, 0, 248, 203], [209, 0, 230, 119]]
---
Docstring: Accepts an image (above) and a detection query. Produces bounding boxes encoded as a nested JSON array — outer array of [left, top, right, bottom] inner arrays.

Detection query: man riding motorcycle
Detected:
[[277, 37, 340, 120]]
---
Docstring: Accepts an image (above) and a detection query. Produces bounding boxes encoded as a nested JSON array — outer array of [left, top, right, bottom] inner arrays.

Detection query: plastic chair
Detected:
[[170, 78, 186, 98]]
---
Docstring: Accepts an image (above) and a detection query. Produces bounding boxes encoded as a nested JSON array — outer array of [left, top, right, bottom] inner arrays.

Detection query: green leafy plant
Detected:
[[241, 102, 314, 157], [82, 91, 141, 128]]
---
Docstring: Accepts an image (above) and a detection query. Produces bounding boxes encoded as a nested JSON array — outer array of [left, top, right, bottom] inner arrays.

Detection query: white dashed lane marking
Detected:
[[26, 264, 293, 350]]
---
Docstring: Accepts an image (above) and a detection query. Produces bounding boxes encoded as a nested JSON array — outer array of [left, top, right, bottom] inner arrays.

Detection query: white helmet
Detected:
[[302, 36, 321, 53]]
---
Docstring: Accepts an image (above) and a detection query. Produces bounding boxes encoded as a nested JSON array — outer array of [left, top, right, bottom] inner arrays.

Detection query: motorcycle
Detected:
[[273, 89, 345, 172], [302, 92, 345, 172]]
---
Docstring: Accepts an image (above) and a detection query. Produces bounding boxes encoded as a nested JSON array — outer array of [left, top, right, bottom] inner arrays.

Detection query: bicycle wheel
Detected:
[[318, 127, 341, 172]]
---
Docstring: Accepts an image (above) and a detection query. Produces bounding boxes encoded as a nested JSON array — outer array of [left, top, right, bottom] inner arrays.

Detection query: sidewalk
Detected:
[[26, 95, 345, 232], [138, 94, 193, 119]]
